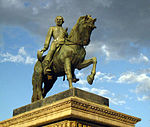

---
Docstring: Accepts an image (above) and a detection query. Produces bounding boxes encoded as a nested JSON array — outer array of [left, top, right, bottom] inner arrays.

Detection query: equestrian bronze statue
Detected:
[[32, 15, 97, 102]]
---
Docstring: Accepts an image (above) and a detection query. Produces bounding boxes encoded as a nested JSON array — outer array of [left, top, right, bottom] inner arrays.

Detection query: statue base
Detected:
[[0, 88, 141, 127]]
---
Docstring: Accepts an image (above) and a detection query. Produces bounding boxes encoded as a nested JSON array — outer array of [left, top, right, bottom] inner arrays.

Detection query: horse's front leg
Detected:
[[64, 58, 73, 89], [77, 57, 97, 85]]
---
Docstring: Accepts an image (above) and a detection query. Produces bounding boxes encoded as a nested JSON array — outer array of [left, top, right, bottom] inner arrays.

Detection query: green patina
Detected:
[[32, 15, 97, 103]]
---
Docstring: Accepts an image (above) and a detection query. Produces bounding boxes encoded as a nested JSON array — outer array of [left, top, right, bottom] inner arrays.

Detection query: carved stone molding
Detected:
[[43, 120, 106, 127], [13, 88, 109, 116], [0, 96, 141, 127], [70, 98, 140, 125]]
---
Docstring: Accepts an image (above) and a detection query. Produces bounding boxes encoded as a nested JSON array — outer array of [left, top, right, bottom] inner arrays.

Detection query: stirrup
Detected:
[[47, 75, 53, 80], [44, 68, 52, 75]]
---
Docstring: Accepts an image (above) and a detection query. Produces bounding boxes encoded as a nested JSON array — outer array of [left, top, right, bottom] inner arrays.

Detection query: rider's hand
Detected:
[[41, 50, 44, 54], [61, 31, 66, 38]]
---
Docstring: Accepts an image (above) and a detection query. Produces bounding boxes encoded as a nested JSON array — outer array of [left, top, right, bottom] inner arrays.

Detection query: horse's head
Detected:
[[69, 15, 96, 46]]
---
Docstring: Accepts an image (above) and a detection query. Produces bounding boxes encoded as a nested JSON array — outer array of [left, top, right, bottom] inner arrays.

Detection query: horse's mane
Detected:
[[67, 15, 96, 45], [68, 24, 78, 40], [68, 16, 84, 42]]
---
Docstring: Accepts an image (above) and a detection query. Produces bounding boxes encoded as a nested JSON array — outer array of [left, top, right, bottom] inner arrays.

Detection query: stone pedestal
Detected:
[[0, 88, 141, 127]]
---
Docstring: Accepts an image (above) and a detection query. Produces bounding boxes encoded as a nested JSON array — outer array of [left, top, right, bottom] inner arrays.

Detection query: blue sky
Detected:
[[0, 0, 150, 126]]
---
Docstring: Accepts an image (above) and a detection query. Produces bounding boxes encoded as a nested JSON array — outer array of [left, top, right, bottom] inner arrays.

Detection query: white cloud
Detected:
[[135, 81, 150, 94], [0, 47, 36, 64], [1, 0, 150, 61], [117, 72, 137, 84], [117, 72, 150, 85], [86, 43, 111, 60], [129, 53, 149, 64], [78, 86, 126, 105], [91, 87, 110, 96], [25, 56, 36, 64], [77, 70, 150, 102], [95, 71, 101, 79], [86, 42, 101, 57], [76, 71, 87, 85], [18, 47, 27, 56], [79, 87, 110, 97], [76, 71, 85, 78], [90, 87, 126, 105], [137, 95, 150, 101], [76, 71, 116, 85], [109, 97, 126, 105], [117, 71, 150, 101], [0, 52, 24, 63], [100, 74, 115, 81], [79, 87, 90, 92], [95, 71, 116, 82], [77, 79, 87, 85], [101, 45, 110, 58]]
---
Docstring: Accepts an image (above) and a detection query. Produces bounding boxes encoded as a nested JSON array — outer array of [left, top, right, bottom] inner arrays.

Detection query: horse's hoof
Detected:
[[72, 78, 79, 83], [87, 75, 93, 85], [40, 96, 44, 100], [69, 86, 73, 89]]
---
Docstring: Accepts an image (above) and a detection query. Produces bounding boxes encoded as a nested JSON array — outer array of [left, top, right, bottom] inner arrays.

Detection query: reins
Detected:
[[64, 39, 84, 46]]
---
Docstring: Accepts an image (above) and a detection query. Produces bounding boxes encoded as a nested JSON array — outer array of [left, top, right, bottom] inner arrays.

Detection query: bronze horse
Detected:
[[32, 15, 97, 102]]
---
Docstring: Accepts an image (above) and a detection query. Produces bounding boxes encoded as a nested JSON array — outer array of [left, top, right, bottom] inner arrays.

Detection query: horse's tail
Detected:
[[31, 60, 43, 102]]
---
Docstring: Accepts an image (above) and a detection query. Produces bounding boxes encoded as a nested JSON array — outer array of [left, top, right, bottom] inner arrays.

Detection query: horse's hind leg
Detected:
[[77, 57, 97, 85], [32, 73, 38, 102], [42, 75, 57, 98], [64, 58, 73, 89], [31, 61, 43, 102], [32, 72, 43, 102]]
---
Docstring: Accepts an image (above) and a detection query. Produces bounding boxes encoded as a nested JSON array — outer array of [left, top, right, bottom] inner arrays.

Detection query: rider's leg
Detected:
[[42, 42, 57, 75]]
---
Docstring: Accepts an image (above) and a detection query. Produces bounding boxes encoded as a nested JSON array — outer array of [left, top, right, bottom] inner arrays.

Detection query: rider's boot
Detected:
[[42, 48, 56, 75], [42, 60, 52, 75]]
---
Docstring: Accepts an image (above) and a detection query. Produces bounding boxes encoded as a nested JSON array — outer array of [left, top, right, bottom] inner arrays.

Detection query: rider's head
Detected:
[[55, 16, 64, 26]]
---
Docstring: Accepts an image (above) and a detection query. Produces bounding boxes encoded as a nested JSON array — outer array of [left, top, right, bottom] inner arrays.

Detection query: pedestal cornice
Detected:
[[0, 96, 141, 127]]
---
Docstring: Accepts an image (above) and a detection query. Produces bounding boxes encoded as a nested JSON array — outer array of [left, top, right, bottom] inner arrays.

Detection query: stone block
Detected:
[[0, 88, 141, 127], [13, 88, 109, 116]]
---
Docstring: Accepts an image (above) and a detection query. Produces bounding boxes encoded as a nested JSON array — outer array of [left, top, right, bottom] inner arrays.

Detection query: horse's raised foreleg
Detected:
[[77, 57, 97, 85], [64, 58, 73, 89]]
